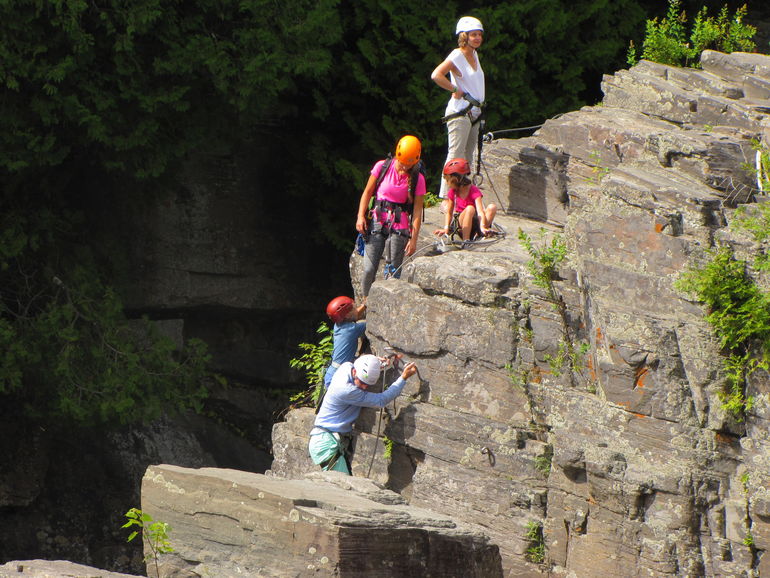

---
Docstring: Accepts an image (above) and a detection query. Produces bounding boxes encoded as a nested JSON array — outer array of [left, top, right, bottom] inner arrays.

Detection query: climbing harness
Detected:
[[441, 93, 485, 125], [358, 154, 427, 275]]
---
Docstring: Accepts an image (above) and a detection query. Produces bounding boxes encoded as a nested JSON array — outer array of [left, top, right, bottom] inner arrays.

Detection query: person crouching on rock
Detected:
[[433, 157, 496, 241], [323, 296, 367, 389], [308, 354, 418, 475]]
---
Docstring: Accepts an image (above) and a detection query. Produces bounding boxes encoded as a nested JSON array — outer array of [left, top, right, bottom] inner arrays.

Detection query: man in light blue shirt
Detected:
[[309, 354, 417, 474]]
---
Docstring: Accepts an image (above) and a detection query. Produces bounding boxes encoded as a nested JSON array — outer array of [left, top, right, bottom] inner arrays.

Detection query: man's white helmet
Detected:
[[456, 16, 483, 35], [353, 355, 382, 385]]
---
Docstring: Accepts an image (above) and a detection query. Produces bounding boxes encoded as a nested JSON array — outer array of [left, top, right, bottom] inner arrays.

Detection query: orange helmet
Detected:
[[443, 158, 470, 176], [396, 135, 421, 168], [326, 296, 355, 324]]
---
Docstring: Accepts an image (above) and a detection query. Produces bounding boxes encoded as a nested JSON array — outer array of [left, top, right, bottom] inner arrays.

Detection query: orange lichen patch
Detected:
[[634, 367, 649, 389], [596, 327, 604, 344], [655, 222, 665, 233], [715, 432, 739, 446], [617, 401, 631, 409], [631, 412, 647, 419], [586, 356, 597, 381], [587, 495, 597, 505], [530, 367, 543, 383]]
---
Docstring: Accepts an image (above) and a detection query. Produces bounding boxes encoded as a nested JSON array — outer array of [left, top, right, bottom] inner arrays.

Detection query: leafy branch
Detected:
[[288, 322, 333, 408], [123, 508, 174, 578]]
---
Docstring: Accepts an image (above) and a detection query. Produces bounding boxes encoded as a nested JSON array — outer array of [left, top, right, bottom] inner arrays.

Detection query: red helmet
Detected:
[[326, 296, 355, 324], [443, 158, 470, 176]]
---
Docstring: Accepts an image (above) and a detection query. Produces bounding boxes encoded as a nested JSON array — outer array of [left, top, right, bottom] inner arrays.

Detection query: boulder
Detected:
[[141, 464, 502, 577]]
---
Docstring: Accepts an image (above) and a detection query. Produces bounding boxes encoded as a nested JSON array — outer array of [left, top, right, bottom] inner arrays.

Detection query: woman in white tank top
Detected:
[[431, 16, 486, 203]]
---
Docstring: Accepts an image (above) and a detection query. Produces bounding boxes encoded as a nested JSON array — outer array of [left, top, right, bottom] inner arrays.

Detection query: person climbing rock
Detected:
[[324, 296, 367, 388], [431, 16, 486, 208], [433, 158, 497, 241], [355, 135, 426, 297], [308, 354, 418, 475]]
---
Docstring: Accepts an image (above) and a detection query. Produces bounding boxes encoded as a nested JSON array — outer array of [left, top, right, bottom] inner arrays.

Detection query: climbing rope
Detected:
[[365, 351, 402, 479]]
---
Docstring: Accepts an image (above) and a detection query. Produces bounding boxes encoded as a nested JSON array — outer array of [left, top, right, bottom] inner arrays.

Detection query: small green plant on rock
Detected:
[[627, 0, 756, 68], [519, 229, 593, 389], [382, 436, 394, 460], [534, 445, 553, 477], [732, 201, 770, 273], [525, 520, 545, 563], [585, 150, 610, 184], [288, 322, 333, 408], [676, 246, 770, 420], [740, 472, 750, 493], [423, 191, 440, 208], [505, 362, 529, 390], [123, 508, 174, 578]]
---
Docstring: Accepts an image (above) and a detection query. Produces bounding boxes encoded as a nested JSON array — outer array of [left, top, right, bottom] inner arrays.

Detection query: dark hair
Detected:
[[446, 173, 471, 186]]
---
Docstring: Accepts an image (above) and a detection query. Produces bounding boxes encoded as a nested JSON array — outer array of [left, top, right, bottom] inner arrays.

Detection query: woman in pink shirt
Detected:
[[356, 135, 425, 297], [433, 158, 496, 241]]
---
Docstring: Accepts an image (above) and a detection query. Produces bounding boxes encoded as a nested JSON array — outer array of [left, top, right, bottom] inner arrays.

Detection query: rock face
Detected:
[[272, 51, 770, 577], [93, 148, 343, 387], [140, 464, 502, 577], [0, 560, 140, 577]]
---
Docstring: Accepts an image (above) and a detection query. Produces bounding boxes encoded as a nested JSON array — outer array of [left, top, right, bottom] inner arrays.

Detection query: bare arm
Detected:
[[475, 196, 489, 229], [406, 194, 424, 256], [433, 198, 456, 235], [431, 58, 463, 99], [356, 174, 378, 234]]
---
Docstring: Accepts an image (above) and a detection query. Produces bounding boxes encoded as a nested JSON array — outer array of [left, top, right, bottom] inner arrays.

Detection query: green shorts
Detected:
[[308, 430, 350, 474]]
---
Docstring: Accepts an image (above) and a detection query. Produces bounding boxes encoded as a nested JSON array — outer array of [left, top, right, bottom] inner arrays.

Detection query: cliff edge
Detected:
[[270, 50, 770, 577]]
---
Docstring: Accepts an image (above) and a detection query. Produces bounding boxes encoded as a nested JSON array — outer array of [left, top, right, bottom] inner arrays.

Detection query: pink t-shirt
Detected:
[[370, 160, 426, 230], [448, 185, 482, 213]]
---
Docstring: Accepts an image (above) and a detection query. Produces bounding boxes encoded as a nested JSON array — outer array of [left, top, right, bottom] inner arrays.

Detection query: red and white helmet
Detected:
[[456, 16, 483, 35], [326, 296, 354, 324], [443, 158, 471, 176]]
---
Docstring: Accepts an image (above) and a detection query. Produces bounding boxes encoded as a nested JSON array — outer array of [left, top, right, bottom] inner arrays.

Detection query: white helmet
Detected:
[[456, 16, 483, 35], [353, 354, 382, 386]]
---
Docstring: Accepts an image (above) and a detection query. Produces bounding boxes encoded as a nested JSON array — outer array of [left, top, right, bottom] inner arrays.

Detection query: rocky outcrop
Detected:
[[0, 560, 140, 577], [140, 464, 502, 577], [272, 51, 770, 577]]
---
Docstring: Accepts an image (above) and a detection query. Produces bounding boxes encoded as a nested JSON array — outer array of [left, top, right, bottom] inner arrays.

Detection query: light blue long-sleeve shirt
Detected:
[[314, 362, 406, 433]]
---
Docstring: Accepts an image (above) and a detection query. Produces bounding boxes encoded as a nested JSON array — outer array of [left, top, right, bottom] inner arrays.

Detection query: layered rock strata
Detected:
[[273, 51, 770, 577], [140, 464, 502, 577]]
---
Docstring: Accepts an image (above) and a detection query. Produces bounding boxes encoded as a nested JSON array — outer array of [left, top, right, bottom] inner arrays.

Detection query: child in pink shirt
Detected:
[[433, 158, 496, 241]]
